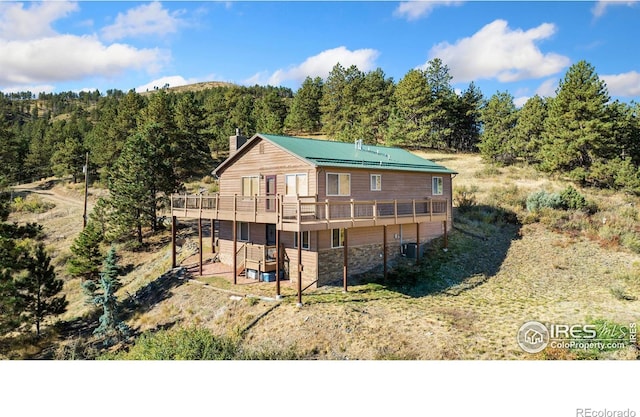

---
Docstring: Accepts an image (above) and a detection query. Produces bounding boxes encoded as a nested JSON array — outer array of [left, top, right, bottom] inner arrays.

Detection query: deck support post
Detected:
[[343, 228, 348, 292], [383, 225, 387, 281], [443, 220, 448, 249], [211, 219, 215, 254], [276, 229, 281, 300], [297, 236, 302, 307], [416, 222, 420, 265], [198, 218, 203, 276], [171, 216, 177, 269], [233, 219, 237, 285]]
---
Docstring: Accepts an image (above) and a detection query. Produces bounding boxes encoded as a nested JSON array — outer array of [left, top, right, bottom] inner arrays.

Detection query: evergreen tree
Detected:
[[91, 247, 128, 345], [478, 92, 518, 164], [108, 133, 154, 244], [17, 243, 67, 337], [356, 68, 394, 144], [86, 90, 145, 181], [1, 185, 51, 336], [0, 115, 22, 184], [223, 87, 255, 138], [512, 95, 548, 163], [320, 64, 365, 141], [68, 221, 104, 284], [284, 76, 323, 134], [174, 92, 213, 179], [203, 87, 230, 154], [539, 60, 613, 177], [452, 82, 483, 151], [50, 135, 85, 182], [423, 58, 457, 149], [387, 69, 430, 147], [0, 239, 21, 334], [253, 89, 288, 135]]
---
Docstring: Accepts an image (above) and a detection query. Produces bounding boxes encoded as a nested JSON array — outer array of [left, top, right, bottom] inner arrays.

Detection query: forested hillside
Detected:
[[1, 59, 638, 190]]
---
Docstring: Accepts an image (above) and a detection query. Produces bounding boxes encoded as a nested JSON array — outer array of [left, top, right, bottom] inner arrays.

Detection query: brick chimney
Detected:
[[229, 128, 248, 157]]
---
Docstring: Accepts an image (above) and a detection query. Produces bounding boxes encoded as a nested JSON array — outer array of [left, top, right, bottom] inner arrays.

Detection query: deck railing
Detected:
[[171, 193, 449, 228]]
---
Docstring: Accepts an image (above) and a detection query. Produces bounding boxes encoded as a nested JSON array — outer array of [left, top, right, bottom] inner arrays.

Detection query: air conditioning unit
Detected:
[[402, 243, 423, 259]]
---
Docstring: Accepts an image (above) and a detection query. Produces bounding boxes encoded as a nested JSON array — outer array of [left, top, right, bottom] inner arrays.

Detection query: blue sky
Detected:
[[0, 1, 638, 106]]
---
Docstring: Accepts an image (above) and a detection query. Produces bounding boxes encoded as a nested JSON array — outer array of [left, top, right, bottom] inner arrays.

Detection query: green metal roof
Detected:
[[259, 133, 457, 174]]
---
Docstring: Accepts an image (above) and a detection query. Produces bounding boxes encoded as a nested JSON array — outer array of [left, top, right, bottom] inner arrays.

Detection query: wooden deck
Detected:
[[170, 194, 450, 231]]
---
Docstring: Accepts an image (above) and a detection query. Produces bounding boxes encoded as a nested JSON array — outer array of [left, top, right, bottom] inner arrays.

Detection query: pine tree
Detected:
[[253, 89, 287, 135], [478, 92, 518, 164], [387, 69, 430, 147], [68, 221, 104, 284], [513, 95, 548, 163], [17, 243, 67, 337], [174, 92, 212, 179], [356, 68, 394, 145], [423, 58, 457, 149], [452, 82, 483, 151], [284, 76, 323, 134], [320, 64, 365, 141], [539, 60, 613, 176], [91, 247, 128, 345], [108, 133, 154, 244]]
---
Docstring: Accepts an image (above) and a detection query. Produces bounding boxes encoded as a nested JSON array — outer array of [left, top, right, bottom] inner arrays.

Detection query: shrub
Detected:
[[454, 185, 478, 212], [621, 232, 640, 253], [559, 186, 587, 210], [11, 195, 55, 213], [474, 165, 501, 178], [102, 327, 300, 360], [526, 191, 563, 212], [488, 184, 527, 210], [105, 327, 240, 360]]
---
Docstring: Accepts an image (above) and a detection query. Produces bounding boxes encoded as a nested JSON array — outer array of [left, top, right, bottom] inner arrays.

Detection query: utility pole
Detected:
[[83, 151, 89, 229]]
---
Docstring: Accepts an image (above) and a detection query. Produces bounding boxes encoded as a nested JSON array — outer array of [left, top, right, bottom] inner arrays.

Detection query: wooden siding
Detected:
[[316, 167, 452, 201], [219, 138, 317, 197]]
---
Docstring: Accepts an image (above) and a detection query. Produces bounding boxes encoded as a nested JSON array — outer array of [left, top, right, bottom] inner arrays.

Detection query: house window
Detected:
[[370, 174, 382, 191], [242, 176, 259, 198], [294, 231, 310, 250], [285, 173, 308, 196], [237, 222, 250, 242], [331, 228, 345, 248], [432, 176, 443, 196], [327, 173, 350, 196]]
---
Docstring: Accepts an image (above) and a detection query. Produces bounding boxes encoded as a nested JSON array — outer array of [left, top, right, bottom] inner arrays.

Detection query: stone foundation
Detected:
[[318, 243, 395, 286]]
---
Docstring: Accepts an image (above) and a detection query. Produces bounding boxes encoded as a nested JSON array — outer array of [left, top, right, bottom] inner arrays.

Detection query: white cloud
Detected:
[[602, 71, 640, 97], [0, 35, 167, 86], [0, 2, 170, 90], [101, 1, 185, 41], [592, 0, 638, 18], [1, 84, 56, 95], [394, 1, 463, 21], [136, 75, 195, 92], [244, 71, 270, 86], [535, 78, 558, 97], [427, 19, 570, 84], [0, 1, 78, 40], [513, 96, 529, 108], [261, 46, 380, 86]]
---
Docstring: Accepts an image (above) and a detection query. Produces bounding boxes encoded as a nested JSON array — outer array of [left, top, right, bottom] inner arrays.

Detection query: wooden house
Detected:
[[170, 132, 456, 303]]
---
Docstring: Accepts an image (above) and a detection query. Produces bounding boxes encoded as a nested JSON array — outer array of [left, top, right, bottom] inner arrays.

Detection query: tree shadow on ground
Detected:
[[31, 266, 188, 359], [120, 267, 188, 321], [362, 205, 522, 298]]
